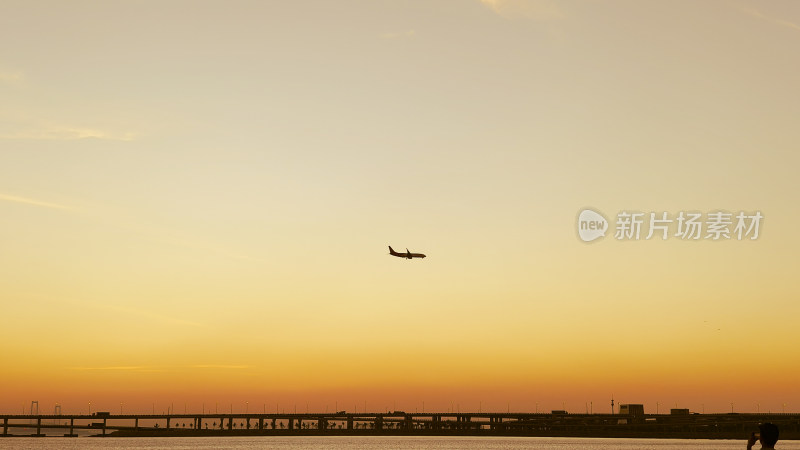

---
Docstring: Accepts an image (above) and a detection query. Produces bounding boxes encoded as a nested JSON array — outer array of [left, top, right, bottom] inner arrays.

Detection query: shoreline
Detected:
[[2, 429, 798, 440], [4, 412, 798, 440]]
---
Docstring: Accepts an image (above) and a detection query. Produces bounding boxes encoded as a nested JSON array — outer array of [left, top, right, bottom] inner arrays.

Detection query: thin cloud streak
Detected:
[[0, 126, 135, 141], [0, 193, 71, 210], [739, 5, 800, 32], [190, 364, 251, 369], [0, 70, 24, 84], [1, 190, 263, 263], [70, 365, 249, 371], [479, 0, 565, 21]]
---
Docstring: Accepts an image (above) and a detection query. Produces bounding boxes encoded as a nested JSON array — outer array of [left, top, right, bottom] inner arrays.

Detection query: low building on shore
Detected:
[[618, 404, 644, 416]]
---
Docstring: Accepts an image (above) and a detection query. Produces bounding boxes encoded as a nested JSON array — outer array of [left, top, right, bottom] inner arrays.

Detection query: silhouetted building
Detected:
[[619, 404, 644, 416], [671, 408, 690, 415]]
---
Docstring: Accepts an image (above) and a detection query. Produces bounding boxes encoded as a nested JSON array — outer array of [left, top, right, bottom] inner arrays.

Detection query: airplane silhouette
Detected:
[[388, 246, 426, 259]]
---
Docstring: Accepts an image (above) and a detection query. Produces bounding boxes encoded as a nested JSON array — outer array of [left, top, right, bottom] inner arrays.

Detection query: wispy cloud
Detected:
[[1, 190, 264, 264], [0, 70, 24, 85], [70, 364, 250, 371], [479, 0, 565, 21], [739, 5, 800, 32], [190, 364, 251, 369], [380, 29, 416, 39], [0, 125, 135, 141], [0, 193, 71, 210], [70, 366, 149, 371], [0, 72, 138, 140], [2, 185, 264, 268]]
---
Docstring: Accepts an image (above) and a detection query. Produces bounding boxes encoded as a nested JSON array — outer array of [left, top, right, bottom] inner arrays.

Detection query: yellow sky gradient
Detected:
[[1, 0, 799, 415]]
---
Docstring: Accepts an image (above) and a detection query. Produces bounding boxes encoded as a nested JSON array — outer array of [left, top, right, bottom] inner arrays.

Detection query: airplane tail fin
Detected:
[[388, 246, 395, 253]]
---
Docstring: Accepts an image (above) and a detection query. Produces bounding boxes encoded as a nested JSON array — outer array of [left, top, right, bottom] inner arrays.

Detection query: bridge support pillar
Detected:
[[166, 417, 170, 430], [227, 417, 233, 430], [271, 418, 276, 430], [3, 417, 7, 436], [102, 418, 107, 436], [404, 414, 412, 430], [246, 417, 250, 429], [318, 418, 326, 431], [288, 418, 294, 430], [258, 418, 263, 430], [347, 416, 353, 430], [375, 416, 383, 430], [135, 417, 139, 431], [220, 418, 224, 430]]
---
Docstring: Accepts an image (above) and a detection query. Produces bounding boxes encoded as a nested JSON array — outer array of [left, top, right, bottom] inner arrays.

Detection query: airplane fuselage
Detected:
[[388, 246, 426, 259]]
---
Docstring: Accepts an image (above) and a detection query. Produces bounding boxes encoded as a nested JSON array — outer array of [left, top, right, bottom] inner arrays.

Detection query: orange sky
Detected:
[[1, 0, 799, 416]]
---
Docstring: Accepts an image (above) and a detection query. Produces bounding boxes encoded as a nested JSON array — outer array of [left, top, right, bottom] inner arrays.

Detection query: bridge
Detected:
[[2, 411, 800, 439]]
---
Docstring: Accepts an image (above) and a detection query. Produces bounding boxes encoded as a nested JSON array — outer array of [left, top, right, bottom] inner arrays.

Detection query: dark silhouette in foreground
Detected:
[[388, 246, 426, 259], [749, 422, 779, 449], [4, 411, 800, 439]]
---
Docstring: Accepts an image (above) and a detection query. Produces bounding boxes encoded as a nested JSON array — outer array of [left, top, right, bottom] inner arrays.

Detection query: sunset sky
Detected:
[[1, 0, 799, 416]]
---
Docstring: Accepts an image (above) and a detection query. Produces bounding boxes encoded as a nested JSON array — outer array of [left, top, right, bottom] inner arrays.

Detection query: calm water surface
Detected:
[[1, 436, 799, 449]]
